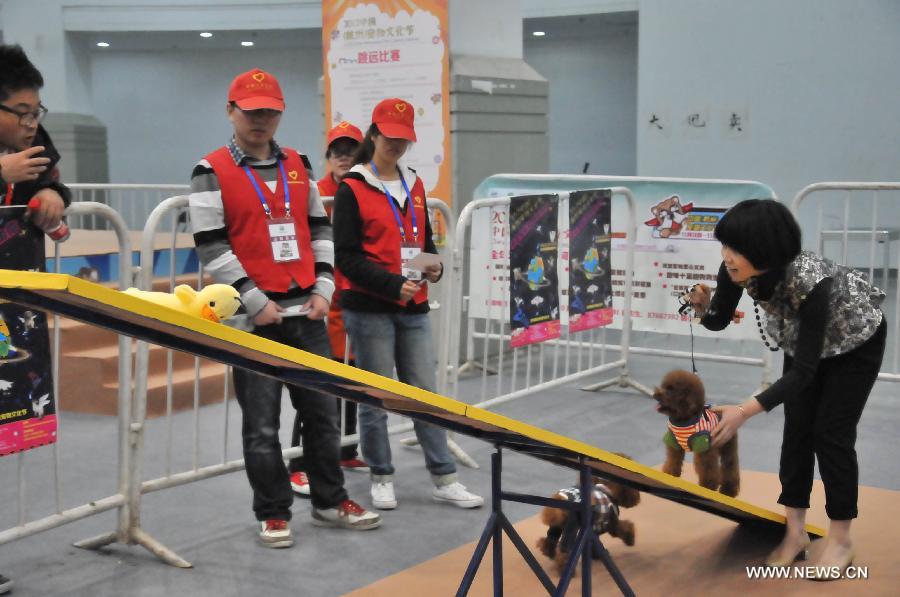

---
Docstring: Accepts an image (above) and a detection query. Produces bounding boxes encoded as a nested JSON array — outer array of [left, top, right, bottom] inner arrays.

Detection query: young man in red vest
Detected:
[[189, 68, 380, 548], [288, 121, 367, 497]]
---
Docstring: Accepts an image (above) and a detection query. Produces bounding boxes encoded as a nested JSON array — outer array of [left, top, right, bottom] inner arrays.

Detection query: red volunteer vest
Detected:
[[205, 146, 316, 293], [318, 175, 351, 359], [343, 175, 429, 306]]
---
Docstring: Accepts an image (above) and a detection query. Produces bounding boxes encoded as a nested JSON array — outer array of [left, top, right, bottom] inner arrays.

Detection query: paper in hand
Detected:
[[406, 252, 442, 271]]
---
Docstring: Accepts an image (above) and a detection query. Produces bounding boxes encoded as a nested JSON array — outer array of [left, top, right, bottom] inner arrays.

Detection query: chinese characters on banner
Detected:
[[568, 190, 613, 332], [321, 0, 452, 204], [509, 195, 561, 348]]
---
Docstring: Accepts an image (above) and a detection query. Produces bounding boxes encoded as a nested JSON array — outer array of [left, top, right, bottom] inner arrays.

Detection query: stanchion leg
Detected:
[[73, 532, 117, 550], [401, 433, 480, 469], [580, 464, 592, 597], [491, 450, 503, 596], [132, 527, 192, 568]]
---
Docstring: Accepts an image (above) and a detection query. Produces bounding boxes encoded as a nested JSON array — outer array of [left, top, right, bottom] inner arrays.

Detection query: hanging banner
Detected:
[[322, 0, 452, 204], [567, 189, 613, 332], [509, 194, 560, 348], [0, 210, 57, 456]]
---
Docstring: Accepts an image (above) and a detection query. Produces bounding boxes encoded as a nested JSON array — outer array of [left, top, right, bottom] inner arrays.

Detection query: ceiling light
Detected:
[[532, 31, 546, 37], [241, 41, 254, 47], [200, 32, 213, 38], [96, 41, 110, 47]]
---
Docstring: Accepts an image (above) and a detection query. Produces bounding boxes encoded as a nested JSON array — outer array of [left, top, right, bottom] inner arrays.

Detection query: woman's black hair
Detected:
[[0, 44, 44, 102], [326, 137, 360, 159], [714, 199, 802, 270], [352, 123, 380, 165]]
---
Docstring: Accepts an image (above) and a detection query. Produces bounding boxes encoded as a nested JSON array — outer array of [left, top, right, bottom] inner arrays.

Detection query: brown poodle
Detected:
[[536, 468, 640, 575], [653, 369, 740, 497]]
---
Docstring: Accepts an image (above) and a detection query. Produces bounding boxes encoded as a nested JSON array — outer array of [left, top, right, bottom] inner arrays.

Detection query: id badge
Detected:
[[268, 218, 301, 263], [400, 243, 422, 280]]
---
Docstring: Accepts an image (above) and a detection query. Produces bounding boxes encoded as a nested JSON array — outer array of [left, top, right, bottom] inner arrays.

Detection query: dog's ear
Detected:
[[608, 483, 641, 509]]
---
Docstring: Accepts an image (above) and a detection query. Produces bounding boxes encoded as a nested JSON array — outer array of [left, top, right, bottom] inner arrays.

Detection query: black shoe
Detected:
[[0, 573, 13, 594]]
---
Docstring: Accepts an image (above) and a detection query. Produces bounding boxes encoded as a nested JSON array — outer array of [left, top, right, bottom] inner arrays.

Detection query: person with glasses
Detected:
[[189, 68, 380, 549], [288, 121, 368, 498], [333, 98, 483, 511], [0, 43, 73, 597]]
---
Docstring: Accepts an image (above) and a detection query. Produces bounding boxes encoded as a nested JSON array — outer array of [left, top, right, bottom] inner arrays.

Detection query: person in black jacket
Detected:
[[0, 43, 72, 597], [688, 199, 885, 577], [0, 45, 71, 269]]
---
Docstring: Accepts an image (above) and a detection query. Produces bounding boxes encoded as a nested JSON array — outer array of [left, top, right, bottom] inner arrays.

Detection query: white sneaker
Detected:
[[433, 482, 484, 509], [371, 481, 397, 510]]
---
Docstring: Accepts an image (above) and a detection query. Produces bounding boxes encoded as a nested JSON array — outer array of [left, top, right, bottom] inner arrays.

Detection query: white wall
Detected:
[[90, 47, 324, 183], [525, 19, 637, 176], [637, 0, 900, 202]]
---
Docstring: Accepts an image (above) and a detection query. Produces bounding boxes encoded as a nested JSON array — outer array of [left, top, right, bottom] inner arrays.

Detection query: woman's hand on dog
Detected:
[[711, 399, 763, 447]]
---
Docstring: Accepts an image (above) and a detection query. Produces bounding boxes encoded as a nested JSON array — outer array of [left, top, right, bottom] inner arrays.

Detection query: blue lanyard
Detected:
[[243, 159, 292, 218], [369, 162, 417, 242]]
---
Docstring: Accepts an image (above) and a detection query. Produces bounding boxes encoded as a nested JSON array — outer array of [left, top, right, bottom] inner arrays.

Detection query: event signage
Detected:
[[322, 0, 452, 203], [508, 194, 561, 348]]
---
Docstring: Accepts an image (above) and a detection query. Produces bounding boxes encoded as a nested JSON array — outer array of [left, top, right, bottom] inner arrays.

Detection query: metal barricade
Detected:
[[791, 182, 900, 382], [67, 184, 189, 231], [0, 202, 135, 553], [105, 193, 465, 567], [441, 188, 650, 410]]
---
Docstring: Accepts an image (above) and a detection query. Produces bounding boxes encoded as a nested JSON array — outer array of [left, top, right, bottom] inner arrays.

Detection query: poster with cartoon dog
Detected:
[[568, 190, 614, 332], [509, 194, 560, 348]]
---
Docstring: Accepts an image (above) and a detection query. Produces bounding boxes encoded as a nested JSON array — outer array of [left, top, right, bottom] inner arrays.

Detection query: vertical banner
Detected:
[[568, 189, 613, 332], [509, 194, 560, 348], [0, 305, 57, 456], [322, 0, 452, 204]]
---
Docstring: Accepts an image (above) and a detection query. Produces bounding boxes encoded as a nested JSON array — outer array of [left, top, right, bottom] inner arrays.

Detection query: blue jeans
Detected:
[[342, 310, 456, 482], [232, 315, 347, 519]]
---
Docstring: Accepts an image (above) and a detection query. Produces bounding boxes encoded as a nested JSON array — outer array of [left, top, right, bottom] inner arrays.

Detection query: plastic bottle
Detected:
[[27, 197, 70, 242]]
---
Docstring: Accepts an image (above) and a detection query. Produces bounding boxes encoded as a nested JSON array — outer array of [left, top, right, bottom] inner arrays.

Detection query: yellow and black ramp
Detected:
[[0, 271, 825, 596]]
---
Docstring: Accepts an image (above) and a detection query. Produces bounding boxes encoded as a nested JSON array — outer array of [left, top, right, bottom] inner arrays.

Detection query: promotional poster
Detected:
[[508, 194, 560, 348], [568, 190, 614, 333]]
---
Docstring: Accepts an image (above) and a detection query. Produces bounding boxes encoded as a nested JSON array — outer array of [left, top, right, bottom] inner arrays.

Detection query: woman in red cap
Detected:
[[289, 121, 369, 499], [333, 98, 483, 511]]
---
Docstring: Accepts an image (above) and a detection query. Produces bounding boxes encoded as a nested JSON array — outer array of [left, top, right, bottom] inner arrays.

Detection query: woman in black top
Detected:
[[689, 199, 885, 575]]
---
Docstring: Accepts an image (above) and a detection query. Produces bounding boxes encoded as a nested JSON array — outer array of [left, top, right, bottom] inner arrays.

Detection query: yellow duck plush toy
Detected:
[[123, 284, 242, 323]]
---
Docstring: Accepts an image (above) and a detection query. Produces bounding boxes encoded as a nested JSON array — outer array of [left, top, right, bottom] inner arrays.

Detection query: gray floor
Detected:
[[1, 347, 898, 596]]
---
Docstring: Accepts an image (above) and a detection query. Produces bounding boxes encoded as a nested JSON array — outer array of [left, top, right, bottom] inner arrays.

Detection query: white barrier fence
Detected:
[[0, 203, 135, 550], [441, 188, 653, 409], [67, 184, 190, 231], [791, 182, 900, 382]]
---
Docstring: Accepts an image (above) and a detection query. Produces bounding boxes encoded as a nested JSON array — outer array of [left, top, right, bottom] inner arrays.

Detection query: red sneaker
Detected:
[[312, 499, 382, 530], [340, 457, 369, 472], [259, 519, 293, 548], [290, 471, 310, 497]]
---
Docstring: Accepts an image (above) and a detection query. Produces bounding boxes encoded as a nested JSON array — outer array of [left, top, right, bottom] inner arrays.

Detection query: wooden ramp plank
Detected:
[[0, 270, 825, 538]]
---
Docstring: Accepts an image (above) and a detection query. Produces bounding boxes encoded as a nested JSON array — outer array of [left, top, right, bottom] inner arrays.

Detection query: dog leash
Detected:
[[678, 288, 699, 374]]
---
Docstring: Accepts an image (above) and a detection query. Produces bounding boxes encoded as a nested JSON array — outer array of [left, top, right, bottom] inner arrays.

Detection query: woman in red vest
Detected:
[[289, 121, 368, 498], [333, 98, 483, 511]]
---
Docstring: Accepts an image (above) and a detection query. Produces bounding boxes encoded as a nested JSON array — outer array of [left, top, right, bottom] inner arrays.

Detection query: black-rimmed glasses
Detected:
[[0, 103, 49, 127]]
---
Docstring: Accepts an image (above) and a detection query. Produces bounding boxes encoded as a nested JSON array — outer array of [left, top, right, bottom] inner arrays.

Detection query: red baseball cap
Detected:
[[372, 98, 416, 141], [326, 121, 364, 146], [228, 68, 285, 111]]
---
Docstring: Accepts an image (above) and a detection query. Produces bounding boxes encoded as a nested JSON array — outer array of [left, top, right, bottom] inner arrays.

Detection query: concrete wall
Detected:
[[90, 46, 325, 183], [525, 17, 637, 176], [637, 0, 900, 202]]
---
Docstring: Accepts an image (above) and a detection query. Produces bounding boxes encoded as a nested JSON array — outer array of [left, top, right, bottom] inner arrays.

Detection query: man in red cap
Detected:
[[189, 68, 380, 548], [287, 120, 368, 498]]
